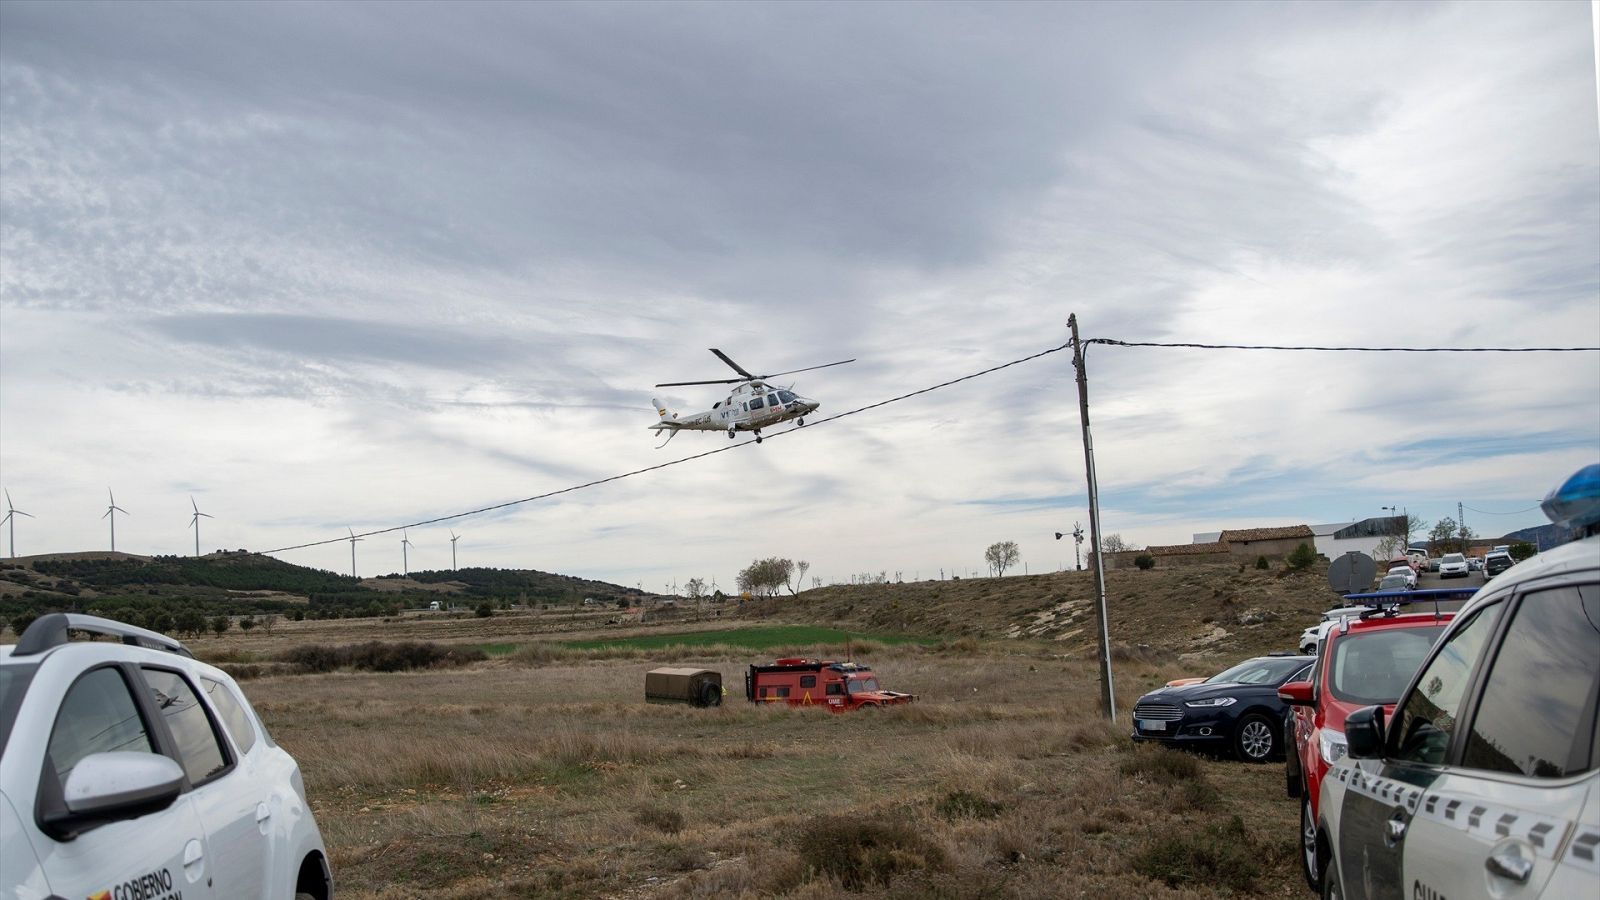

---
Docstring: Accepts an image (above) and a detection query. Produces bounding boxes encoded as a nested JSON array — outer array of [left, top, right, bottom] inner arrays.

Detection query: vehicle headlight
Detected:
[[1185, 697, 1237, 708], [1319, 729, 1348, 765]]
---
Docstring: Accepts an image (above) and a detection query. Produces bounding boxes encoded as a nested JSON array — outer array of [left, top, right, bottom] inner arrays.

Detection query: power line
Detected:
[[1087, 339, 1599, 352], [1463, 503, 1543, 516], [262, 341, 1073, 556]]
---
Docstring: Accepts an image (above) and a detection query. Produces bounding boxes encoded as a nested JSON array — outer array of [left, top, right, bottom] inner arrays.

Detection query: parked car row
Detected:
[[1305, 466, 1600, 898], [1137, 464, 1600, 900]]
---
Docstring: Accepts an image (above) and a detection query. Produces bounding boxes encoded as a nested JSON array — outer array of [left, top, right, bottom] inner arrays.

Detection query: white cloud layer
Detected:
[[2, 1, 1596, 587]]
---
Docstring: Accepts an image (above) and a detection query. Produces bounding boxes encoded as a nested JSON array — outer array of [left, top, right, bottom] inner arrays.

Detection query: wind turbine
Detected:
[[188, 496, 213, 557], [103, 489, 129, 552], [401, 529, 413, 577], [2, 490, 34, 558], [347, 527, 363, 578], [449, 530, 460, 572]]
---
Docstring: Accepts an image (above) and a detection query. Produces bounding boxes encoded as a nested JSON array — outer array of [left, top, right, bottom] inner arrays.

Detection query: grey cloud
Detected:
[[147, 313, 524, 371], [0, 0, 1285, 315]]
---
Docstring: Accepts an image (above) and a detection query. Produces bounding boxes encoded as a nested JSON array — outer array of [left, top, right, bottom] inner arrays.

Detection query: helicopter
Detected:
[[649, 349, 854, 448]]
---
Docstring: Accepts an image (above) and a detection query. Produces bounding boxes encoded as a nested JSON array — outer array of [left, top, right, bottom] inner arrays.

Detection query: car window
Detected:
[[1388, 602, 1503, 765], [1328, 624, 1449, 705], [201, 677, 257, 756], [47, 667, 154, 783], [1461, 585, 1600, 778], [1205, 657, 1307, 685], [141, 668, 229, 785]]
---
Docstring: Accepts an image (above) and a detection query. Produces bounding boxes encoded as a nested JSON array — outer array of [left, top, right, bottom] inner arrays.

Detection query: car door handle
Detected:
[[1385, 814, 1408, 846], [183, 838, 204, 868], [256, 802, 271, 824], [1486, 849, 1533, 883]]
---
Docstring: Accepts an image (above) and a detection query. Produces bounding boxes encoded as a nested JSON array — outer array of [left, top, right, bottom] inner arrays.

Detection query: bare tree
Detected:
[[261, 612, 281, 636], [1100, 534, 1129, 553], [985, 541, 1020, 577], [684, 577, 706, 599], [788, 561, 810, 595]]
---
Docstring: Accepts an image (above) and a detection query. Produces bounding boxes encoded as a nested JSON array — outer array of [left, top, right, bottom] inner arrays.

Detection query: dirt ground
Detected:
[[229, 632, 1316, 899]]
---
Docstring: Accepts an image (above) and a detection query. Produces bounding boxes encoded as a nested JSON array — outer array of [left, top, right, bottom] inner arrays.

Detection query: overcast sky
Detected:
[[2, 1, 1596, 590]]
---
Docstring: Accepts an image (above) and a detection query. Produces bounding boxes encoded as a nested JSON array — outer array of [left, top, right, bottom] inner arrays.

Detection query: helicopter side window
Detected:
[[749, 397, 764, 409], [712, 402, 721, 409], [778, 391, 796, 403]]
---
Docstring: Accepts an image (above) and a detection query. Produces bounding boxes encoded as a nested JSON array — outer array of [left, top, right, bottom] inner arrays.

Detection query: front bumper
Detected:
[[1129, 716, 1232, 746]]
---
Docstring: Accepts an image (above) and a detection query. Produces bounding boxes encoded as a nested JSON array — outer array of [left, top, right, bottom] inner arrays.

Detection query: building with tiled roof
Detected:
[[1217, 525, 1314, 543]]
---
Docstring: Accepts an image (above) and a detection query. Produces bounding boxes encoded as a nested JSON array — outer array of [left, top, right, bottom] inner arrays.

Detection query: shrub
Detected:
[[475, 602, 493, 618], [635, 804, 685, 834], [1132, 815, 1260, 891], [1508, 541, 1536, 561], [936, 790, 1003, 820], [1254, 555, 1269, 570], [279, 641, 486, 673], [797, 815, 946, 889], [1286, 543, 1318, 572], [1133, 554, 1155, 570], [1119, 744, 1203, 784], [11, 610, 39, 636]]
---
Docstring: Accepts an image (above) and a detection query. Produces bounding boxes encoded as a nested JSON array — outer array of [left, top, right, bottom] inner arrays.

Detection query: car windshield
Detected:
[[846, 677, 879, 694], [1329, 625, 1448, 705], [1442, 554, 1464, 564], [1379, 575, 1411, 590], [1205, 657, 1308, 685]]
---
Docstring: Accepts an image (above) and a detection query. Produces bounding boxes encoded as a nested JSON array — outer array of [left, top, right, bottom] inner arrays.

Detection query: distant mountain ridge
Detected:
[[0, 551, 648, 626]]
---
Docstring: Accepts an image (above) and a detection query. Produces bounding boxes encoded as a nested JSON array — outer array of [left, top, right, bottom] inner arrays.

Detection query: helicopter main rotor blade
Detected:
[[654, 377, 746, 387], [710, 349, 755, 379], [763, 358, 856, 379]]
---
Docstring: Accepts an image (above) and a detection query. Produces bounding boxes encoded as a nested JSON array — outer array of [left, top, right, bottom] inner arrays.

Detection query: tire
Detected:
[[1300, 793, 1325, 892], [1321, 851, 1343, 900], [1234, 713, 1276, 762], [698, 682, 722, 708]]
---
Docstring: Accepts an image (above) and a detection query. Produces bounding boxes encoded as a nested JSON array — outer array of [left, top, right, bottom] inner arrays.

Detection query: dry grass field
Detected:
[[190, 596, 1322, 899]]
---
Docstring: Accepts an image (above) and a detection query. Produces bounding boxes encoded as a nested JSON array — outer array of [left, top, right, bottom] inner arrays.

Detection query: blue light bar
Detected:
[[1341, 587, 1478, 603], [1541, 464, 1600, 531]]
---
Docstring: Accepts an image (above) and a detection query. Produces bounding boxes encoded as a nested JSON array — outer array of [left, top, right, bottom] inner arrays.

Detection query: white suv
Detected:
[[1, 614, 332, 900], [1316, 523, 1599, 899]]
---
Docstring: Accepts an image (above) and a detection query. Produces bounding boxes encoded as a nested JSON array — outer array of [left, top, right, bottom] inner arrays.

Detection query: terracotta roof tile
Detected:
[[1144, 542, 1229, 557], [1218, 525, 1314, 542]]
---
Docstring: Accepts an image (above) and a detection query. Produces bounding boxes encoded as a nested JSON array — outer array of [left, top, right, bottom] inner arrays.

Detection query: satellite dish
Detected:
[[1327, 552, 1377, 595]]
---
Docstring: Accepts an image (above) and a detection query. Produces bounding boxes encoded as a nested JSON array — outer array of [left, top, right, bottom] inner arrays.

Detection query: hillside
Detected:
[[745, 563, 1345, 660], [1, 550, 1350, 661], [0, 551, 649, 625]]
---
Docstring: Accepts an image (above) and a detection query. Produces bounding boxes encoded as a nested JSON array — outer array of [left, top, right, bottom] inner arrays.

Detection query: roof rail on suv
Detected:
[[12, 613, 194, 659]]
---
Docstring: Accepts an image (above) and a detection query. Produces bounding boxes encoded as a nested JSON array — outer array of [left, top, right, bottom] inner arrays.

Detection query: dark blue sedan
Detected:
[[1130, 655, 1313, 762]]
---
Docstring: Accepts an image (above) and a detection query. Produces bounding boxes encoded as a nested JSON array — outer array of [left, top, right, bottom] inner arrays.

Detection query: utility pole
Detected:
[[1069, 314, 1117, 723]]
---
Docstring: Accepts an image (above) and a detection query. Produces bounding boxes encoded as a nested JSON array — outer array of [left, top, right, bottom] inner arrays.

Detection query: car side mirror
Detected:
[[47, 752, 184, 837], [1345, 705, 1386, 759], [1277, 680, 1314, 706]]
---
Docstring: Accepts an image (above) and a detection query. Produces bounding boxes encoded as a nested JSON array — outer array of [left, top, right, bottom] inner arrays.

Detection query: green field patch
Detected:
[[479, 643, 520, 657], [559, 625, 935, 652]]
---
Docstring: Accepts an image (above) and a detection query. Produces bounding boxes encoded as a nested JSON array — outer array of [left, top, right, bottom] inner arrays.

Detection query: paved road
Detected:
[[1416, 568, 1488, 589]]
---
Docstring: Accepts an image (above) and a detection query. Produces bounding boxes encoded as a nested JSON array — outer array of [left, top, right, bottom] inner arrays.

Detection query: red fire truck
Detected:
[[744, 658, 915, 711]]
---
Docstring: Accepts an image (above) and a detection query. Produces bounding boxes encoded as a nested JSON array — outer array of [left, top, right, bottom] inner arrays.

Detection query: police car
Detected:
[[0, 614, 332, 900], [1315, 465, 1600, 899]]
